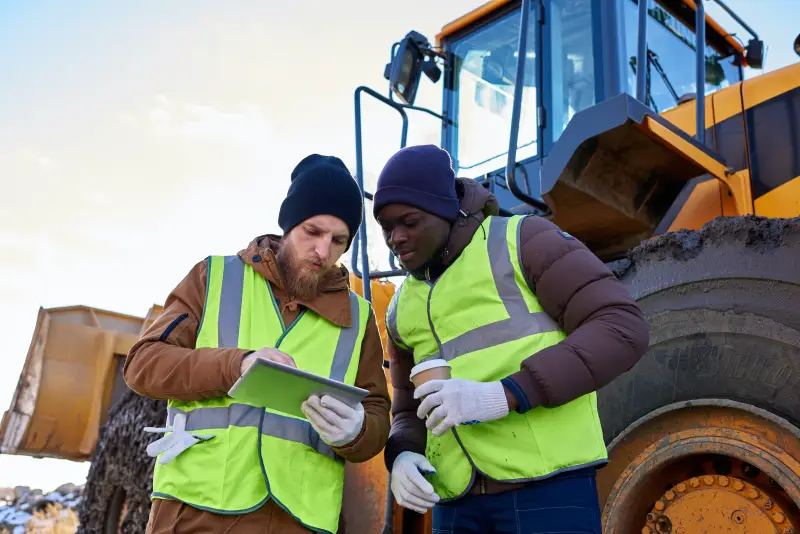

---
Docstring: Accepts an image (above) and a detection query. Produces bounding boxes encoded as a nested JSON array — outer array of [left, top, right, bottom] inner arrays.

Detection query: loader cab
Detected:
[[436, 0, 752, 207], [385, 0, 755, 215], [353, 0, 762, 289]]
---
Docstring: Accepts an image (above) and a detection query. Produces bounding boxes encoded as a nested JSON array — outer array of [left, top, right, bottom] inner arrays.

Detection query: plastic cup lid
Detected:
[[410, 359, 451, 378]]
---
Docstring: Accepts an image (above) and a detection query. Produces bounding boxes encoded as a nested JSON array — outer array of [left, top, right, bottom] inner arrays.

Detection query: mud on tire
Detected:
[[600, 214, 800, 440], [77, 391, 166, 534]]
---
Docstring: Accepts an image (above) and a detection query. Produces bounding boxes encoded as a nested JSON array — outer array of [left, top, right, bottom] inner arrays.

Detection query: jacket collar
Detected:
[[237, 234, 353, 327]]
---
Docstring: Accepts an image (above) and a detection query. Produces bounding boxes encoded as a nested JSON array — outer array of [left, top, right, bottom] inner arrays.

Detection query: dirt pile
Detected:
[[0, 484, 82, 534]]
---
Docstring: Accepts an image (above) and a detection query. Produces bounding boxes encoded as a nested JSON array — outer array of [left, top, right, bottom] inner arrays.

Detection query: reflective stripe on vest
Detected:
[[151, 254, 368, 533], [388, 215, 608, 501], [422, 216, 560, 362], [387, 216, 562, 363], [215, 255, 361, 383], [165, 403, 342, 462]]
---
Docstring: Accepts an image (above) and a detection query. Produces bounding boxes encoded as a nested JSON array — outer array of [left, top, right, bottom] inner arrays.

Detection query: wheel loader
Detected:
[[2, 0, 799, 533]]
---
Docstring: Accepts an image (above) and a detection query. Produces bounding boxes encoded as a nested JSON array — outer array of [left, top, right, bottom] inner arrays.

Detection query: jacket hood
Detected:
[[440, 177, 500, 267]]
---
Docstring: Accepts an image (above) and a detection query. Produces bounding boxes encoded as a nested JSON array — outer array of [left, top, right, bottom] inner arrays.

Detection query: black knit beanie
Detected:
[[372, 144, 459, 222], [278, 154, 363, 251]]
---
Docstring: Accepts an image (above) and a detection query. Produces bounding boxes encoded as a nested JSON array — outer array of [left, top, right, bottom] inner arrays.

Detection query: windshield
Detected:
[[446, 0, 597, 177], [622, 0, 743, 113], [446, 6, 538, 177]]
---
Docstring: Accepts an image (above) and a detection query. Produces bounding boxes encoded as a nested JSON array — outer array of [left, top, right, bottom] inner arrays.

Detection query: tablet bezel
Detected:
[[227, 357, 369, 419]]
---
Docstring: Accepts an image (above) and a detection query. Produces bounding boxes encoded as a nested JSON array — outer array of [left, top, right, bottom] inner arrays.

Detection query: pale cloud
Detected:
[[147, 107, 171, 123], [3, 147, 55, 176], [173, 102, 272, 148], [0, 231, 55, 302], [112, 110, 139, 127], [144, 96, 272, 151], [85, 191, 108, 205]]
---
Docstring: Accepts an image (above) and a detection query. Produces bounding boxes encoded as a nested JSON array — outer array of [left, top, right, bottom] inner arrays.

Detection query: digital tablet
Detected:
[[227, 357, 369, 420]]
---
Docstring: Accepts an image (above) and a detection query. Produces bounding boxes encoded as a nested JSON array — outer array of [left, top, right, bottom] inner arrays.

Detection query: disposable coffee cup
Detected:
[[409, 359, 452, 388]]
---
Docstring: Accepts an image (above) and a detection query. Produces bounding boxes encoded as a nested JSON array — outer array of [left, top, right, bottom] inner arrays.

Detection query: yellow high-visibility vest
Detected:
[[150, 255, 371, 533], [387, 215, 608, 500]]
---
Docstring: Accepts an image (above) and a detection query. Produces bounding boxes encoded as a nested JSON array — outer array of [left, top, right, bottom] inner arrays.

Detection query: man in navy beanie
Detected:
[[373, 144, 648, 534], [372, 144, 462, 278], [127, 153, 391, 534]]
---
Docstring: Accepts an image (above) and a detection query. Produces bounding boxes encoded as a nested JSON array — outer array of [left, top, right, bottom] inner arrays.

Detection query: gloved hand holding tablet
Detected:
[[227, 356, 368, 420]]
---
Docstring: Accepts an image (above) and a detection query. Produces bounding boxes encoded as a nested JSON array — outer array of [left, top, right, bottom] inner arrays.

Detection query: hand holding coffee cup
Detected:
[[409, 359, 452, 388], [410, 360, 452, 419]]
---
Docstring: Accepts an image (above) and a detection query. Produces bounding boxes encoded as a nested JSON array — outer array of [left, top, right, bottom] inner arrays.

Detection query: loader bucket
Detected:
[[540, 92, 731, 260], [0, 304, 161, 462]]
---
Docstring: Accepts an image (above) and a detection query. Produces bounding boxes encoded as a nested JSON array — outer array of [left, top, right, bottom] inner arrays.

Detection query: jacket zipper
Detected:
[[424, 267, 443, 355]]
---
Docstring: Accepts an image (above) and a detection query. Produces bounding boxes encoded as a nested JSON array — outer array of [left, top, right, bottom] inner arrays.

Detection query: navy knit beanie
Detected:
[[372, 144, 459, 222], [278, 154, 363, 251]]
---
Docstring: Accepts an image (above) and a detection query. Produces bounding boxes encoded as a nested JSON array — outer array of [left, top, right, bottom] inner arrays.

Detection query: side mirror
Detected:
[[794, 33, 800, 58], [745, 38, 765, 69], [387, 31, 441, 106]]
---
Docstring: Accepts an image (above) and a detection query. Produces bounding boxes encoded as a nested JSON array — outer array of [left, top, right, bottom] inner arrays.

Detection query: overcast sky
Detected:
[[1, 0, 797, 491]]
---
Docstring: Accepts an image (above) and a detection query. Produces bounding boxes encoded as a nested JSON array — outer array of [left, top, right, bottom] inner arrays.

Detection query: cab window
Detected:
[[448, 6, 539, 177], [622, 0, 743, 113], [446, 0, 598, 177]]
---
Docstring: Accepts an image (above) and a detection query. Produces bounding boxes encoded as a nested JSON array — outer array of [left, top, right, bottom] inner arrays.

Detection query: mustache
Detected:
[[305, 255, 323, 268]]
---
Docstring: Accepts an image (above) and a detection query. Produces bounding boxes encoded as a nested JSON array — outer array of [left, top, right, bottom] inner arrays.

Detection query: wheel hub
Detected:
[[599, 400, 800, 534], [642, 475, 796, 534]]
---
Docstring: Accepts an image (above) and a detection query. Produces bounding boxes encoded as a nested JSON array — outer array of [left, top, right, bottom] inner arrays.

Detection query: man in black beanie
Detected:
[[279, 153, 364, 253], [275, 153, 365, 301], [373, 144, 648, 534], [126, 153, 391, 534]]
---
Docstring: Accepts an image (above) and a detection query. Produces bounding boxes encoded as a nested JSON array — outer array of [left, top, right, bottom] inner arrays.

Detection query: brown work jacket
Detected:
[[124, 234, 390, 533]]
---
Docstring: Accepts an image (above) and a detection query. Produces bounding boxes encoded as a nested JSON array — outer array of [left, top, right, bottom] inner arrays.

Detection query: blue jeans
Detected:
[[431, 468, 602, 534]]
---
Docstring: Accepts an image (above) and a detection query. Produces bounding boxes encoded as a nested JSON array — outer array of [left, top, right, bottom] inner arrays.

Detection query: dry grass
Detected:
[[0, 503, 78, 534]]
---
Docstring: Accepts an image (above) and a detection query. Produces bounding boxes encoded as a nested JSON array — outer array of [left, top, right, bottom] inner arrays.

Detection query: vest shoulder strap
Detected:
[[197, 255, 248, 347], [384, 277, 410, 351]]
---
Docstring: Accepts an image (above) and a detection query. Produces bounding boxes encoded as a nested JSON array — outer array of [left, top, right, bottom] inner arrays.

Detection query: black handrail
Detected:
[[711, 0, 758, 41], [505, 0, 550, 214], [351, 85, 451, 301], [349, 230, 406, 281], [352, 85, 410, 302]]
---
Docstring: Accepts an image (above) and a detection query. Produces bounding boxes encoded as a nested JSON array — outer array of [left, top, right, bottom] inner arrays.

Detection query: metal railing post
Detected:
[[505, 0, 550, 214], [636, 0, 649, 102], [695, 0, 706, 144]]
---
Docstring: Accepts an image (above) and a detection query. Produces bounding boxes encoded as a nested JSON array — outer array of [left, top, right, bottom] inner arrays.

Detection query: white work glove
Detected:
[[143, 413, 215, 464], [301, 394, 365, 447], [390, 451, 440, 514], [415, 379, 509, 436]]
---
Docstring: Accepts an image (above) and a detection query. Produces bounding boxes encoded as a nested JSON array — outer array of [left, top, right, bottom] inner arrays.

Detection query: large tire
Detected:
[[77, 392, 166, 534], [600, 215, 800, 438], [597, 215, 800, 531]]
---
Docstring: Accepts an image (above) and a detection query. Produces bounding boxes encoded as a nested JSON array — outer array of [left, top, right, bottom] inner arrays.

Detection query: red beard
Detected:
[[275, 244, 339, 302]]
